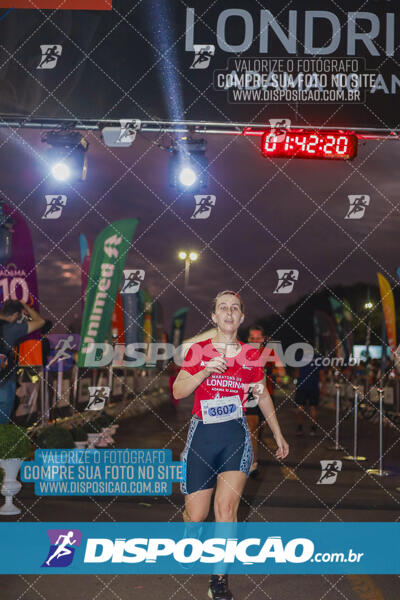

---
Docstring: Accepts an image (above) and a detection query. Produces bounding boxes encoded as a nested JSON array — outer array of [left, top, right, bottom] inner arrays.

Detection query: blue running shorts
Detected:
[[180, 416, 253, 495]]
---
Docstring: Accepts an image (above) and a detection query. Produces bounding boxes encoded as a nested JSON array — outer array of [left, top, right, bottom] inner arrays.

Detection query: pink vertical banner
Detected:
[[0, 200, 40, 342]]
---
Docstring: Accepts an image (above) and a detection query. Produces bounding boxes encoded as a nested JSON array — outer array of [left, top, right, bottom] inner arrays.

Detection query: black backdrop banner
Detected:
[[0, 0, 399, 129]]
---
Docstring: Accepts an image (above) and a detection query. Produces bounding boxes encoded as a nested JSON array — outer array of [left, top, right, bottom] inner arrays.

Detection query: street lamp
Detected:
[[364, 298, 373, 363], [178, 250, 198, 288], [363, 292, 374, 397]]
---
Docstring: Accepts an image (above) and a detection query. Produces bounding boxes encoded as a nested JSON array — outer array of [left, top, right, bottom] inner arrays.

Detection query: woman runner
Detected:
[[173, 291, 289, 600]]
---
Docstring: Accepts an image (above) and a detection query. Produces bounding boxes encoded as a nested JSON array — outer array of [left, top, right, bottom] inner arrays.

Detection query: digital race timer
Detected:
[[261, 130, 358, 160]]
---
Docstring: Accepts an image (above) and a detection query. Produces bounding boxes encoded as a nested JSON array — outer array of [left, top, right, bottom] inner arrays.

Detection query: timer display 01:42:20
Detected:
[[261, 131, 358, 160]]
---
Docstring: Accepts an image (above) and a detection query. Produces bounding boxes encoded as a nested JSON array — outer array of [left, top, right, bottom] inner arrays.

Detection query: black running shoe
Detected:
[[296, 424, 303, 436], [309, 424, 317, 437], [208, 575, 233, 600]]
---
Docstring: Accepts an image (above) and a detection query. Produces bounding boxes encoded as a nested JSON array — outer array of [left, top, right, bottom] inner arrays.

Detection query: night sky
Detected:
[[0, 127, 398, 339]]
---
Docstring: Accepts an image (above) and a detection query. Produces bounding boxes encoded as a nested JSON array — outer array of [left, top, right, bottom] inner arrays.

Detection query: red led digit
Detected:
[[294, 135, 307, 152], [263, 133, 277, 153], [306, 134, 318, 154], [335, 136, 349, 155], [323, 135, 336, 155]]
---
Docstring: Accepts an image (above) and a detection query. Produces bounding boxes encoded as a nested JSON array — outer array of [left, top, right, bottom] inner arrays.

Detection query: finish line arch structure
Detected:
[[0, 0, 398, 141]]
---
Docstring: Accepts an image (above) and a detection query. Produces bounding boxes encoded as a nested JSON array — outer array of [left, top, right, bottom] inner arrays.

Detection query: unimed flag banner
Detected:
[[377, 272, 397, 357], [78, 220, 138, 366]]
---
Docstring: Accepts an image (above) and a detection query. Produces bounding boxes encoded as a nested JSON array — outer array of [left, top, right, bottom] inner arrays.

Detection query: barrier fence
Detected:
[[12, 366, 171, 427]]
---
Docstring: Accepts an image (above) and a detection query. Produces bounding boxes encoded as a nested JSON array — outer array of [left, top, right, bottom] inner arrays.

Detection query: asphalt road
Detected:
[[1, 388, 400, 599]]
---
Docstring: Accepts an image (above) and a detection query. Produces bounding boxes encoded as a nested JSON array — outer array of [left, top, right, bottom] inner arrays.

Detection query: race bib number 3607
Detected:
[[201, 395, 242, 424]]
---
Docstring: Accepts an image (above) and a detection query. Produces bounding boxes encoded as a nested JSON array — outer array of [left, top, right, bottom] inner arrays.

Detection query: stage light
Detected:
[[178, 251, 187, 260], [42, 130, 89, 181], [51, 162, 71, 181], [179, 166, 197, 188], [189, 252, 198, 261], [169, 138, 208, 191]]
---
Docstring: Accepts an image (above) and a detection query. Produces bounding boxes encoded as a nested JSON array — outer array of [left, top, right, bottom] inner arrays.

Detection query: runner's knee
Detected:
[[183, 506, 208, 522], [214, 498, 237, 521]]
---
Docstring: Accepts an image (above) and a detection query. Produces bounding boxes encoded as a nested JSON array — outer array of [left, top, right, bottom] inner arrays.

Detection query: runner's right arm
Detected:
[[173, 356, 227, 399]]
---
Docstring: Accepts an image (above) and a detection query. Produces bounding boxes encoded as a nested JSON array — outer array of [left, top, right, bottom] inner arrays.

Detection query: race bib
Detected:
[[201, 394, 243, 424]]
